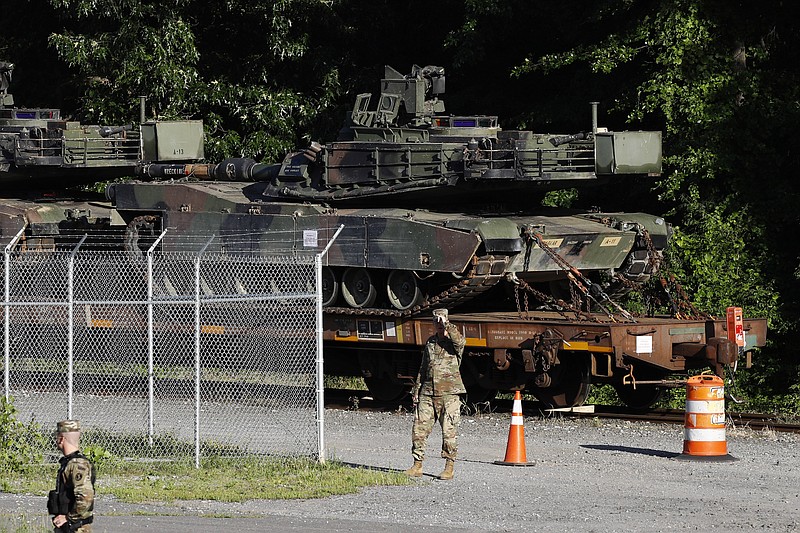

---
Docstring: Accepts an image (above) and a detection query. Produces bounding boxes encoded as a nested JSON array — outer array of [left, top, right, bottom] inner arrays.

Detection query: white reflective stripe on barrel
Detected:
[[685, 400, 725, 413], [685, 428, 727, 441]]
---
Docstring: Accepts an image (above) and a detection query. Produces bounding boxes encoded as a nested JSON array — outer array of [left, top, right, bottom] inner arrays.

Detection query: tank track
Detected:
[[325, 255, 509, 318]]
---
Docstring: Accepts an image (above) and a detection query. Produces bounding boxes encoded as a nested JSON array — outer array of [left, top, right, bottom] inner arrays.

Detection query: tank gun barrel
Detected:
[[138, 163, 215, 180], [138, 159, 280, 182], [99, 124, 133, 137], [548, 131, 590, 147]]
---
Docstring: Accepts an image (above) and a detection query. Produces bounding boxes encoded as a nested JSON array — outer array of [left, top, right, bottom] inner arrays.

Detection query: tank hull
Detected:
[[108, 180, 668, 314]]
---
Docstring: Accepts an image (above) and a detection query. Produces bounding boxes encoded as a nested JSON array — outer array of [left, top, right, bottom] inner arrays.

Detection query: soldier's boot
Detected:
[[404, 460, 423, 477], [438, 459, 455, 480]]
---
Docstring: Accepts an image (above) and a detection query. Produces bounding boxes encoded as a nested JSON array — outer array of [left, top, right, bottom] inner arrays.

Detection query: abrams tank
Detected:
[[108, 64, 667, 317]]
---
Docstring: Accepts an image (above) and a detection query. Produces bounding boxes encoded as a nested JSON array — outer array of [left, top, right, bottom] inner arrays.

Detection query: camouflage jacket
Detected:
[[57, 451, 95, 524], [414, 323, 466, 397]]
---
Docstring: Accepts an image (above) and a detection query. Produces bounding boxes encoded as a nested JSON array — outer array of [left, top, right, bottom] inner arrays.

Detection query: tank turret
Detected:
[[139, 65, 661, 210], [0, 61, 203, 188], [108, 65, 668, 316], [0, 60, 206, 248]]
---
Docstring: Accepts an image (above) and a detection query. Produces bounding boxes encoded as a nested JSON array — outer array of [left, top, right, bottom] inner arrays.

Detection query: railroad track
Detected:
[[568, 405, 800, 434], [325, 388, 800, 434]]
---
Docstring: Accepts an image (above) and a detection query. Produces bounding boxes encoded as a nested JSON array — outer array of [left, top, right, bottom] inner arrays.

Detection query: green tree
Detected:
[[39, 0, 347, 161], [0, 397, 47, 472], [506, 0, 800, 404]]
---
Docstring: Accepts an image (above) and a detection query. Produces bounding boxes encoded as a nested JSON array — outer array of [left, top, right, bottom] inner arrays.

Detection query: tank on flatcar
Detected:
[[108, 64, 668, 317], [2, 61, 707, 410]]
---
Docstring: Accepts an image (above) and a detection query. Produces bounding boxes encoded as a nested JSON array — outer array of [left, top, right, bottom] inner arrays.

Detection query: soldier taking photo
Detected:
[[405, 308, 466, 480], [48, 420, 95, 532]]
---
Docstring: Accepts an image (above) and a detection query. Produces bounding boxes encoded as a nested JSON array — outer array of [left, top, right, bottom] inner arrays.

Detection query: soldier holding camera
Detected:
[[404, 308, 466, 480], [48, 420, 95, 532]]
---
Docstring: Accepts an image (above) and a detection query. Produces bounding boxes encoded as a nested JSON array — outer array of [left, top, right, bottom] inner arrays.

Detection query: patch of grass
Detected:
[[324, 375, 367, 390], [585, 384, 621, 406], [4, 457, 410, 503], [0, 513, 51, 533]]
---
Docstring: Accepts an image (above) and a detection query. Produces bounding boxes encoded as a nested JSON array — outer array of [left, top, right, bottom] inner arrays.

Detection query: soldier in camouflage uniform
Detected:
[[404, 308, 466, 480], [49, 420, 95, 533]]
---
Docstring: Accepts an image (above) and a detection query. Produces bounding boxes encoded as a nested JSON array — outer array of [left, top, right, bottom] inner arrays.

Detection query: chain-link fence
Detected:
[[2, 231, 325, 465]]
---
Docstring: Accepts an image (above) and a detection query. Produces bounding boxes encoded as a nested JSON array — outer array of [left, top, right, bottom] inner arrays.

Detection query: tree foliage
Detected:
[[8, 0, 352, 162], [504, 0, 800, 400], [0, 397, 47, 473]]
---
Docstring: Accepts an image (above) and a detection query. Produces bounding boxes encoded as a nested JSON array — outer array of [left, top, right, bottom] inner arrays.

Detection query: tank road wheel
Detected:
[[386, 270, 424, 311], [321, 267, 339, 307], [341, 268, 377, 308], [531, 354, 591, 409]]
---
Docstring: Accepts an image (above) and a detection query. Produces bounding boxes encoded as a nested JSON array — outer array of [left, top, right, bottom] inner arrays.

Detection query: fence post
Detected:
[[146, 229, 168, 447], [316, 225, 344, 463], [67, 235, 87, 419], [194, 235, 215, 468], [3, 225, 26, 401]]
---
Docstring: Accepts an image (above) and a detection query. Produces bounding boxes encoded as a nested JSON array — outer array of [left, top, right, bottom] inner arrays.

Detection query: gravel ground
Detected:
[[2, 408, 799, 532]]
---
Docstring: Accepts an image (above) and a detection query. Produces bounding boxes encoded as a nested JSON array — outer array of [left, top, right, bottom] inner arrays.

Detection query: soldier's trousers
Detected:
[[411, 394, 461, 461]]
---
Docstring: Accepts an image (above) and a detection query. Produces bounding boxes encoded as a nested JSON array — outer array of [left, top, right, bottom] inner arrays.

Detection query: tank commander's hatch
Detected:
[[350, 92, 401, 128]]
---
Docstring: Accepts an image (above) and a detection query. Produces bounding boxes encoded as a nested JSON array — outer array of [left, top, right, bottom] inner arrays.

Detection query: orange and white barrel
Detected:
[[680, 374, 734, 460]]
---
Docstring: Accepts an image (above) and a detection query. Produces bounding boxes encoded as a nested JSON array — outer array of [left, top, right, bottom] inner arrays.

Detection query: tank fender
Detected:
[[447, 218, 522, 254], [581, 212, 671, 247]]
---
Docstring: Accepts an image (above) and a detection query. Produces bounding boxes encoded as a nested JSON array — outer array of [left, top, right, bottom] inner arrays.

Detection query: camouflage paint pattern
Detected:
[[109, 180, 668, 284], [2, 61, 668, 312], [411, 394, 461, 461], [414, 322, 466, 397], [409, 320, 466, 460], [55, 452, 95, 533]]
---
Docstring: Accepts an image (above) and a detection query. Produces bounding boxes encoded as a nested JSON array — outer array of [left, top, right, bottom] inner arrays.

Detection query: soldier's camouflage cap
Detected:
[[433, 309, 448, 321], [56, 420, 81, 433]]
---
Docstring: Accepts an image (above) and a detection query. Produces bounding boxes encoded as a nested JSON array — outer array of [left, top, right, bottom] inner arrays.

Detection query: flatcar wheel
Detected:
[[321, 267, 339, 307], [364, 376, 408, 403], [614, 383, 665, 411], [531, 354, 591, 408], [614, 367, 667, 411], [387, 270, 423, 310], [464, 385, 497, 405], [341, 268, 377, 308]]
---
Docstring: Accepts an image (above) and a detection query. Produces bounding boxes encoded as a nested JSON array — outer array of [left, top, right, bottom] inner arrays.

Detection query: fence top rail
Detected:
[[4, 249, 316, 264]]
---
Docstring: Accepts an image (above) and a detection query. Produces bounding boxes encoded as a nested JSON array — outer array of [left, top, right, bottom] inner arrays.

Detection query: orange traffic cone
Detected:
[[494, 390, 535, 466], [677, 374, 737, 462]]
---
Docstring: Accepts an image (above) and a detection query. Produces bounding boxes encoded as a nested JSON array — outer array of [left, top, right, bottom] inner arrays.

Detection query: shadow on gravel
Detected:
[[581, 444, 680, 458], [338, 461, 459, 479], [458, 458, 520, 465], [338, 461, 433, 477], [339, 461, 400, 473]]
